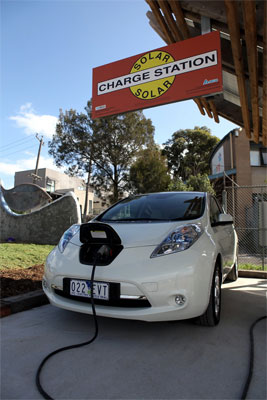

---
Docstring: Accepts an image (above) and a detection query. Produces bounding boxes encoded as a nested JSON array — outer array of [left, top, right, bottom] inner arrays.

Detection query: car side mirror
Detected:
[[218, 213, 233, 224], [211, 213, 233, 227]]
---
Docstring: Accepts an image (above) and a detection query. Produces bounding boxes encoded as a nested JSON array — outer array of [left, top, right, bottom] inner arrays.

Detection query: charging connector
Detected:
[[96, 244, 112, 264]]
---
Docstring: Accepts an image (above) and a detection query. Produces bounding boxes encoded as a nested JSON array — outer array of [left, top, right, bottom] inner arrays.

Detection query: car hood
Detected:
[[71, 220, 204, 248]]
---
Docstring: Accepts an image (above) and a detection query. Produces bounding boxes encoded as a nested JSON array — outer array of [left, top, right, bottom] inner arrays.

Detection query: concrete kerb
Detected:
[[0, 270, 266, 318], [0, 289, 49, 318], [238, 269, 267, 279]]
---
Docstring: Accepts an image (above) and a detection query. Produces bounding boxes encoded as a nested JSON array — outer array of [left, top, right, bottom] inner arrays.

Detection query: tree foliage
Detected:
[[168, 178, 189, 192], [168, 174, 215, 195], [129, 146, 170, 194], [48, 105, 93, 177], [48, 101, 155, 204], [187, 174, 215, 194], [162, 126, 220, 181], [91, 111, 154, 202]]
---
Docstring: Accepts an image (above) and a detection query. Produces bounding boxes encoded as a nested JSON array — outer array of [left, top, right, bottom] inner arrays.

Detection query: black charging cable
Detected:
[[240, 315, 266, 399], [36, 254, 100, 400]]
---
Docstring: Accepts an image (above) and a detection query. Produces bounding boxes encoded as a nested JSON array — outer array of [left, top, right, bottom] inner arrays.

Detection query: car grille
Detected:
[[55, 279, 151, 308], [54, 289, 151, 308]]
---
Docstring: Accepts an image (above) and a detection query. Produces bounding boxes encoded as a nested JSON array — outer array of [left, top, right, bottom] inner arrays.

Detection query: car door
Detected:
[[209, 196, 235, 278]]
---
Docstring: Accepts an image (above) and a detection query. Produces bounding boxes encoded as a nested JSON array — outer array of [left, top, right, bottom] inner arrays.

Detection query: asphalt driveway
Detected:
[[1, 277, 266, 400]]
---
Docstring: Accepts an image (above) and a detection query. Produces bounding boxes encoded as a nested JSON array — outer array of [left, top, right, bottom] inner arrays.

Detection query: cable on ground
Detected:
[[241, 315, 267, 399], [35, 258, 99, 400]]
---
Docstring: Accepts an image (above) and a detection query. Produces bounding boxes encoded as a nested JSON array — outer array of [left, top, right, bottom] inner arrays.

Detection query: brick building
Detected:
[[209, 128, 267, 188], [209, 129, 267, 260]]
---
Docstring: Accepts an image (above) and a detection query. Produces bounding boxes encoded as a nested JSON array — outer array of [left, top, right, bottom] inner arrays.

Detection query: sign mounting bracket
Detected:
[[201, 16, 211, 35]]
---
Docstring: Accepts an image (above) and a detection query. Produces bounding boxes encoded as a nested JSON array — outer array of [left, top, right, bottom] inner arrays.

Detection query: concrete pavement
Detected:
[[1, 277, 266, 399]]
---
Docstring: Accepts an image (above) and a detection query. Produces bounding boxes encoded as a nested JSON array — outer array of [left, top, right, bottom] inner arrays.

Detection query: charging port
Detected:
[[79, 223, 123, 266]]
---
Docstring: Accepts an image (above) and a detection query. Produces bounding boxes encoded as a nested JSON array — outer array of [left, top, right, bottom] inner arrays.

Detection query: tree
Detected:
[[48, 101, 155, 207], [168, 178, 190, 192], [186, 174, 215, 194], [162, 127, 220, 181], [129, 146, 170, 194], [168, 174, 215, 195], [48, 103, 94, 218], [90, 110, 154, 203]]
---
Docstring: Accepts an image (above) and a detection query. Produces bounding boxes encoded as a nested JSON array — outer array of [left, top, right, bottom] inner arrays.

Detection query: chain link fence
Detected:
[[222, 185, 267, 270]]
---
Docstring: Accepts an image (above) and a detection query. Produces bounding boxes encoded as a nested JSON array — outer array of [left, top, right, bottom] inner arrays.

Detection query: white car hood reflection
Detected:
[[94, 220, 202, 248]]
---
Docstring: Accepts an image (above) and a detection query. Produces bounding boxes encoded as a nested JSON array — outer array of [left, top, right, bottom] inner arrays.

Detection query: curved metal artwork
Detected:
[[1, 183, 52, 212], [0, 186, 81, 244]]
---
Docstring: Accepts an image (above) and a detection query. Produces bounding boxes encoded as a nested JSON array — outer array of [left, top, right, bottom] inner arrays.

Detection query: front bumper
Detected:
[[43, 237, 215, 322]]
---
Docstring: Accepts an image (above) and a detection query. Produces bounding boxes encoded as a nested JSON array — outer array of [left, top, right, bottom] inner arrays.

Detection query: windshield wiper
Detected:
[[171, 216, 200, 221]]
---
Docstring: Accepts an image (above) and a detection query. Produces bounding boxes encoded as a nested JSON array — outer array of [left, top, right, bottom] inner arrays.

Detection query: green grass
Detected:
[[1, 243, 266, 272], [239, 263, 267, 271], [0, 243, 55, 270]]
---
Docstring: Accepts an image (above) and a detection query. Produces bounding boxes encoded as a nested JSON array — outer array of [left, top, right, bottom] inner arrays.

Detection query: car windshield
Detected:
[[98, 192, 205, 222]]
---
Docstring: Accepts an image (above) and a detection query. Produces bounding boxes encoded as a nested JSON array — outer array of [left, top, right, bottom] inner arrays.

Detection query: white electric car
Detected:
[[43, 192, 238, 326]]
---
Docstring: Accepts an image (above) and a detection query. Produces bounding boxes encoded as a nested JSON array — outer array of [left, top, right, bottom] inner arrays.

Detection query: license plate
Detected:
[[70, 279, 109, 300]]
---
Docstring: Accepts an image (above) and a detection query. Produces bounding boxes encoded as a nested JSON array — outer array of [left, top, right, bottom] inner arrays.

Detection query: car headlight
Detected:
[[150, 224, 203, 258], [58, 224, 80, 253]]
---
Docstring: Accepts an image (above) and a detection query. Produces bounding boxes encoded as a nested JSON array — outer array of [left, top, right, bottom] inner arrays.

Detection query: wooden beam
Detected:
[[242, 0, 259, 143], [208, 100, 220, 123], [147, 11, 168, 43], [158, 0, 183, 42], [201, 97, 213, 119], [168, 0, 190, 39], [263, 0, 267, 147], [194, 98, 206, 116], [180, 1, 265, 44], [224, 0, 251, 139], [146, 0, 174, 44]]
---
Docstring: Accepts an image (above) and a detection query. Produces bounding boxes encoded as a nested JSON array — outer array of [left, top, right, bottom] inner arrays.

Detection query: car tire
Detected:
[[196, 263, 221, 327], [227, 259, 238, 282]]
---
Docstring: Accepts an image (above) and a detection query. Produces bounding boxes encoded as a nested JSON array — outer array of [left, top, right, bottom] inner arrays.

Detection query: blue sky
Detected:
[[1, 0, 237, 189]]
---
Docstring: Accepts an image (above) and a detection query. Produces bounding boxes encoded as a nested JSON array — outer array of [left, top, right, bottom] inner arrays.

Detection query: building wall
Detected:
[[15, 169, 46, 187], [222, 136, 232, 171], [234, 129, 252, 186], [251, 167, 267, 185], [210, 128, 267, 187], [15, 168, 86, 191]]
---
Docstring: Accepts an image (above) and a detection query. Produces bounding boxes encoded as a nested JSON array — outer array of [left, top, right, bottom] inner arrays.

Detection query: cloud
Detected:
[[0, 155, 64, 177], [9, 103, 58, 139], [0, 155, 66, 189]]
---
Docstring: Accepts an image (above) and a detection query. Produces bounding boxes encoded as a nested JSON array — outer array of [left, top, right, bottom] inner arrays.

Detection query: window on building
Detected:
[[250, 150, 261, 166], [250, 143, 267, 167], [261, 149, 267, 165], [46, 178, 55, 192]]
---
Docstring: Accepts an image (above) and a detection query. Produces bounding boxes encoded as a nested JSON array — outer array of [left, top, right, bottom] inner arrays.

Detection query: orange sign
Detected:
[[92, 31, 222, 119]]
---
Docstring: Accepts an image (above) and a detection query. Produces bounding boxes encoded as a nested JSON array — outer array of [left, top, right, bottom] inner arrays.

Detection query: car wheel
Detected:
[[196, 263, 221, 327], [227, 259, 238, 282]]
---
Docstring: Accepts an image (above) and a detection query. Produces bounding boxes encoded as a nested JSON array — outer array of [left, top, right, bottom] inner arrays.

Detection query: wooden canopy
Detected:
[[145, 0, 266, 146]]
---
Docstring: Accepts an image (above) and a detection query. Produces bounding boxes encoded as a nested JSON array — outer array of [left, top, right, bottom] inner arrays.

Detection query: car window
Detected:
[[98, 193, 205, 222], [210, 197, 222, 225]]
